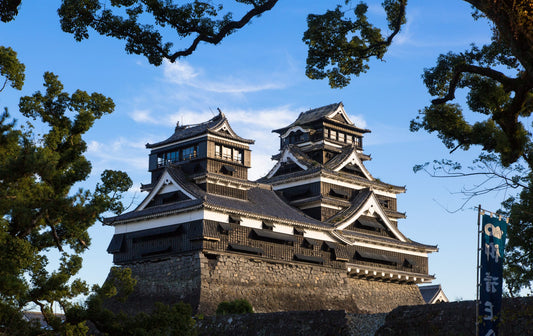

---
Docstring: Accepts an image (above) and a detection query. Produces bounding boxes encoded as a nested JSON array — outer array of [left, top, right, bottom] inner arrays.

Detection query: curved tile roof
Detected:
[[146, 111, 253, 149], [273, 102, 342, 134], [326, 188, 372, 224], [204, 187, 329, 228]]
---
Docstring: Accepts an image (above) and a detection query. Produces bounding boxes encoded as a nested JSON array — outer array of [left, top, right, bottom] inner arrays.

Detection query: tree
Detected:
[[0, 46, 24, 92], [406, 2, 532, 294], [502, 180, 533, 296], [0, 71, 132, 334]]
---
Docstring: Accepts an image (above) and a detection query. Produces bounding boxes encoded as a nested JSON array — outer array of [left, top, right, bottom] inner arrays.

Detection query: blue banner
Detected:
[[478, 214, 507, 336]]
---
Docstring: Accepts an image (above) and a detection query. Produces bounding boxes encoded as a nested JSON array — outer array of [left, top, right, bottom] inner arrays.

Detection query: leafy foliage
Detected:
[[216, 299, 254, 315], [57, 0, 279, 65], [66, 267, 197, 336], [502, 178, 533, 296], [0, 46, 25, 91], [410, 38, 532, 167], [0, 72, 132, 334], [408, 1, 533, 294], [0, 0, 20, 23], [303, 0, 406, 88]]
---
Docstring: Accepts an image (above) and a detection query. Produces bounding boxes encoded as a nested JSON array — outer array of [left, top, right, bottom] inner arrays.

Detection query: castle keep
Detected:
[[104, 102, 437, 314]]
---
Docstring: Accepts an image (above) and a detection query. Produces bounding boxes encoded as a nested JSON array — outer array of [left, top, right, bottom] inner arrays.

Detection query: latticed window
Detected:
[[215, 144, 243, 163], [222, 146, 232, 160]]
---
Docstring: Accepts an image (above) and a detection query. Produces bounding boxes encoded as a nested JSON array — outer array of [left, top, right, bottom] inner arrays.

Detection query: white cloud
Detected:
[[131, 109, 158, 124], [163, 61, 199, 83], [249, 152, 276, 181], [225, 105, 297, 130], [87, 138, 147, 171], [162, 60, 286, 94], [349, 114, 367, 129]]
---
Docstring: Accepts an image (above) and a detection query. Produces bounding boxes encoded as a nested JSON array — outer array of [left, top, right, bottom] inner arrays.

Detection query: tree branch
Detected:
[[167, 0, 279, 61], [432, 63, 521, 105], [356, 0, 407, 58], [49, 222, 63, 252], [0, 78, 7, 92]]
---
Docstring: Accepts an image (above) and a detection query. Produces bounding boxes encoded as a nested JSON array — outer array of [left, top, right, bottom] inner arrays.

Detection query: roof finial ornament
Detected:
[[217, 107, 225, 118], [175, 120, 182, 131]]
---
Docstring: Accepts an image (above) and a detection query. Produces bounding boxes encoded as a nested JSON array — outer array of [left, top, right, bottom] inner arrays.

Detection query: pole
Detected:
[[475, 204, 481, 336]]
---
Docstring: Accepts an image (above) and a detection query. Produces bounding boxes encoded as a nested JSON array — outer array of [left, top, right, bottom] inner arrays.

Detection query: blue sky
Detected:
[[1, 1, 511, 302]]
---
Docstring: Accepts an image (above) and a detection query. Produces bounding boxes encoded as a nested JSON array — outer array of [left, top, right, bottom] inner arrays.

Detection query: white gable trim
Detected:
[[136, 170, 196, 211], [333, 149, 374, 181], [266, 147, 309, 179], [280, 126, 309, 139], [430, 290, 449, 303], [212, 119, 238, 138], [327, 103, 353, 125], [334, 193, 407, 242]]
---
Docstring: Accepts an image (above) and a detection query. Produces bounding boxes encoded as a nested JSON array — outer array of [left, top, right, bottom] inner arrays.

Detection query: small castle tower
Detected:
[[105, 105, 437, 315]]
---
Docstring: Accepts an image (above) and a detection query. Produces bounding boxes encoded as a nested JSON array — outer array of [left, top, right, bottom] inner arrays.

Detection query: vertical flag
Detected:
[[478, 213, 507, 336]]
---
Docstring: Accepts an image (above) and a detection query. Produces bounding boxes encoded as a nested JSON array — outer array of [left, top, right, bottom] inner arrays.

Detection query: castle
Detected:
[[104, 102, 437, 314]]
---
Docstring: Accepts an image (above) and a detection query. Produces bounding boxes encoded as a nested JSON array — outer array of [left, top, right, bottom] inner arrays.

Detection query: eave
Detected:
[[346, 263, 435, 284]]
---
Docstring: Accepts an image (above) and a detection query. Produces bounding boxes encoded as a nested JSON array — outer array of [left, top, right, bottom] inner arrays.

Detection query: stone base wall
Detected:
[[108, 251, 424, 315], [106, 252, 202, 314], [197, 252, 424, 315]]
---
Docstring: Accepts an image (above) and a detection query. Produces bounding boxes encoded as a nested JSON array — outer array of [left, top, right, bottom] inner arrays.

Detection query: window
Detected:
[[222, 146, 232, 160], [157, 154, 165, 166], [215, 144, 244, 164], [168, 151, 179, 163], [182, 145, 197, 160], [338, 132, 345, 143], [330, 130, 337, 140], [157, 150, 179, 167]]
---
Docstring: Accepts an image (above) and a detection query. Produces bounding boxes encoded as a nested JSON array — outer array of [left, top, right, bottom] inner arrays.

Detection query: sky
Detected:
[[0, 1, 513, 302]]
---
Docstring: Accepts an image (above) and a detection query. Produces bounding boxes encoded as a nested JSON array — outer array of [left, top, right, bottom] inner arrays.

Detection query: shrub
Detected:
[[215, 299, 254, 315]]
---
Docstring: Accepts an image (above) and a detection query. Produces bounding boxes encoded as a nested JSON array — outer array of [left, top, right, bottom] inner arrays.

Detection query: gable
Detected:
[[266, 147, 310, 179], [136, 170, 197, 211], [332, 149, 373, 180], [334, 193, 407, 242], [326, 103, 353, 125], [211, 119, 239, 138]]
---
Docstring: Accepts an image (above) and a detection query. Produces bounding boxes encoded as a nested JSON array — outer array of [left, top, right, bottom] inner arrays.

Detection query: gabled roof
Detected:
[[105, 165, 328, 229], [104, 166, 206, 225], [146, 111, 253, 149], [264, 145, 316, 179], [135, 165, 204, 211], [419, 284, 449, 304], [273, 102, 370, 134], [325, 144, 373, 180], [327, 188, 408, 242]]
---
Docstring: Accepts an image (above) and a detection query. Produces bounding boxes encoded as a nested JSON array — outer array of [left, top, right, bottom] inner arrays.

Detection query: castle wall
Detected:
[[197, 251, 424, 315], [107, 252, 202, 315], [109, 251, 424, 315]]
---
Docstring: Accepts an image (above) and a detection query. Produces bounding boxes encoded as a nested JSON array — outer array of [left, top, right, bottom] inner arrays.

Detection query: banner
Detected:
[[478, 213, 507, 336]]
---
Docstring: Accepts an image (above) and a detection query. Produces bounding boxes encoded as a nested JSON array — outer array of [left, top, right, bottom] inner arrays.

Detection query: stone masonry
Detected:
[[111, 251, 424, 315]]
